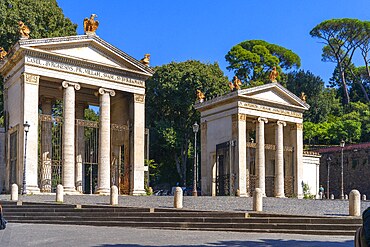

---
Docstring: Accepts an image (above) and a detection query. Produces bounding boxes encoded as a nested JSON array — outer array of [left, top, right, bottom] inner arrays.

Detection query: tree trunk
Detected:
[[339, 63, 350, 104], [174, 154, 184, 186]]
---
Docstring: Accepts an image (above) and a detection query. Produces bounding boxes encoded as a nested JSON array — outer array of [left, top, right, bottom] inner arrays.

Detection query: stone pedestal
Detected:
[[349, 189, 360, 216]]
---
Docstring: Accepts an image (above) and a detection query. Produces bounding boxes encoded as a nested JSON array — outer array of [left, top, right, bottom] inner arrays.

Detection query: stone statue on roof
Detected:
[[0, 47, 7, 60], [269, 66, 279, 83], [233, 76, 242, 90], [300, 92, 307, 102], [196, 89, 205, 102], [84, 14, 99, 35], [18, 21, 30, 39], [140, 54, 150, 66]]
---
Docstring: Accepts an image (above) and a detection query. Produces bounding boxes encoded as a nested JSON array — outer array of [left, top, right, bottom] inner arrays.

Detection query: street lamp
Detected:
[[22, 121, 30, 195], [326, 156, 331, 199], [192, 122, 199, 196], [340, 140, 345, 200]]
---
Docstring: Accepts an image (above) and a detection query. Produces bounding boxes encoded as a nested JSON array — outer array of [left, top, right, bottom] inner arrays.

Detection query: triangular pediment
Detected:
[[17, 35, 153, 76], [238, 83, 309, 110]]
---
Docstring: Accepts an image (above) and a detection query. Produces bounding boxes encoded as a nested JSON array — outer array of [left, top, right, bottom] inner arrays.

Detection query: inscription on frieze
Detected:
[[239, 102, 302, 118], [25, 56, 144, 87]]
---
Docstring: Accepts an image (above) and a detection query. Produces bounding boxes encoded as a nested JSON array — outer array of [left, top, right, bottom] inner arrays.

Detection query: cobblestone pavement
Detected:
[[0, 194, 369, 216], [0, 223, 354, 247]]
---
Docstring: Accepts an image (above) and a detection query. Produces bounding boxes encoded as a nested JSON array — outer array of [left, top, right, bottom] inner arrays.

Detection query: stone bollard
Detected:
[[235, 189, 240, 197], [253, 188, 263, 212], [349, 190, 361, 216], [110, 185, 118, 205], [11, 184, 18, 201], [344, 194, 348, 200], [174, 187, 183, 209], [56, 184, 63, 203], [362, 194, 367, 201], [330, 194, 334, 200]]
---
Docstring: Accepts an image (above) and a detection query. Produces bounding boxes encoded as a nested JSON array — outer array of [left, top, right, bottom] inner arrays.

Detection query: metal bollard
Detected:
[[56, 184, 64, 203], [253, 188, 263, 212], [349, 190, 361, 216], [11, 184, 18, 201], [110, 185, 118, 205], [362, 194, 367, 201], [330, 194, 334, 200], [174, 187, 183, 209]]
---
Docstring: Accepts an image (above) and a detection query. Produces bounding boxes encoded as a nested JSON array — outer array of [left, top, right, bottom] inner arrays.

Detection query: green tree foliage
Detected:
[[146, 60, 229, 186], [0, 0, 77, 51], [225, 40, 300, 85], [310, 18, 367, 104], [286, 70, 341, 123]]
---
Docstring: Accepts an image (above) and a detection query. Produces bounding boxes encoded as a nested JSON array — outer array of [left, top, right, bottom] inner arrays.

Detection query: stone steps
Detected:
[[0, 201, 361, 236]]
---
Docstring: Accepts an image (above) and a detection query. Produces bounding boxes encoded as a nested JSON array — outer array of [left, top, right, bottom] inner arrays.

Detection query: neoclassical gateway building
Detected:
[[194, 84, 319, 198], [0, 34, 153, 195]]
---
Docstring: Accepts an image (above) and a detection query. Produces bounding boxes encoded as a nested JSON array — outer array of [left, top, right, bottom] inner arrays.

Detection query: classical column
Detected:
[[130, 94, 146, 195], [96, 88, 115, 194], [22, 73, 40, 194], [232, 114, 248, 197], [40, 97, 53, 192], [62, 81, 80, 193], [75, 103, 87, 193], [291, 123, 304, 199], [256, 117, 268, 196], [274, 120, 286, 198]]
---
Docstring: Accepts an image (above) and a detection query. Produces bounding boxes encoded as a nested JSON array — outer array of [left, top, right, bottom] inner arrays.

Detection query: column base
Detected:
[[275, 194, 286, 198], [130, 189, 146, 196], [239, 193, 250, 197], [23, 185, 40, 194], [63, 187, 80, 195], [96, 187, 110, 195]]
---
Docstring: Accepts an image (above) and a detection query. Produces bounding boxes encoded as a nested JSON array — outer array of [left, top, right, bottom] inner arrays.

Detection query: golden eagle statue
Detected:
[[83, 14, 99, 35]]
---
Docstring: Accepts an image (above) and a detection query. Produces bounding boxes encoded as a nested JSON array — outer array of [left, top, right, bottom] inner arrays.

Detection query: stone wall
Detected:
[[318, 145, 370, 199]]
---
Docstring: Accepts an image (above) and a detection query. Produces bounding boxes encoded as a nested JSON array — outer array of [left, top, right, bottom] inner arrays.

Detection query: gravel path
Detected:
[[1, 194, 369, 217]]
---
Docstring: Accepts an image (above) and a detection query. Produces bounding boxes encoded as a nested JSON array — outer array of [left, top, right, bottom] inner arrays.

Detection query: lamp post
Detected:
[[192, 122, 199, 196], [340, 140, 345, 200], [22, 121, 30, 195], [326, 156, 331, 199]]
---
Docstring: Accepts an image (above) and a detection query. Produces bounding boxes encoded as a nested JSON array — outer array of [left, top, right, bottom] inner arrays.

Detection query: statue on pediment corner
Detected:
[[300, 92, 307, 102], [269, 66, 279, 83], [18, 21, 30, 39], [84, 14, 99, 35], [196, 89, 205, 102], [0, 47, 7, 60], [232, 76, 242, 90], [140, 54, 150, 66]]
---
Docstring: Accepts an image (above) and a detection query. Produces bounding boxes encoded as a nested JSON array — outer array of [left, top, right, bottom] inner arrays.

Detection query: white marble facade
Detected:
[[194, 83, 310, 198], [0, 35, 153, 195]]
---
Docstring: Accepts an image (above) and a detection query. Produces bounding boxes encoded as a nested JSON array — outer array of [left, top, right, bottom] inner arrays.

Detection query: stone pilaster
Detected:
[[22, 73, 40, 194], [40, 97, 53, 192], [200, 121, 208, 196], [232, 114, 248, 197], [75, 103, 87, 193], [96, 88, 115, 195], [256, 117, 268, 196], [62, 81, 80, 193], [291, 123, 304, 199], [130, 93, 146, 195], [274, 120, 286, 198]]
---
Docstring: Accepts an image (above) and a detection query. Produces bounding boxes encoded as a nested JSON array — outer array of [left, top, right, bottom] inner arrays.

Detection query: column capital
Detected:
[[62, 81, 80, 90], [232, 114, 247, 122], [23, 73, 39, 85], [276, 120, 287, 127], [257, 117, 268, 124], [291, 123, 303, 130], [134, 94, 145, 104], [98, 88, 116, 97]]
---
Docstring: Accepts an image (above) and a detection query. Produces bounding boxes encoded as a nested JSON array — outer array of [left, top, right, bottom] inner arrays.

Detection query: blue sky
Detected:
[[57, 0, 370, 84]]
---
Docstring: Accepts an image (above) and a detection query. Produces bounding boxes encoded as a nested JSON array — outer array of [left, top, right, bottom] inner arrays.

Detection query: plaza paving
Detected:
[[0, 194, 369, 217]]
